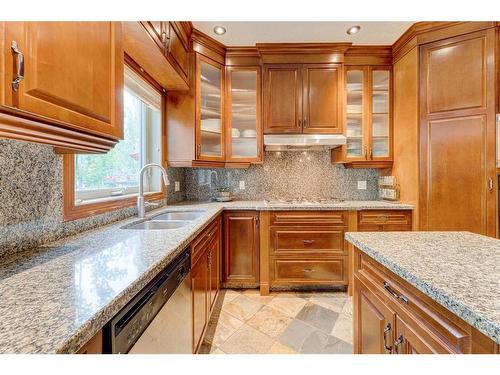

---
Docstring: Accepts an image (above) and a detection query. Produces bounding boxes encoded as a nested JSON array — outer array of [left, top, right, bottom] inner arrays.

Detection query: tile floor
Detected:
[[199, 289, 353, 354]]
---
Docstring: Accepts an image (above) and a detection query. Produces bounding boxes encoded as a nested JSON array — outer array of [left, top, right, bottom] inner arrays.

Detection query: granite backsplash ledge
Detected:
[[0, 139, 186, 258], [185, 150, 379, 201]]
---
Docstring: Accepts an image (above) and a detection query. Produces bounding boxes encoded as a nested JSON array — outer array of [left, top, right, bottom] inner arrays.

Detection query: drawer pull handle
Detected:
[[302, 239, 315, 245], [302, 268, 314, 273], [383, 323, 392, 353], [383, 282, 408, 304], [394, 335, 404, 354]]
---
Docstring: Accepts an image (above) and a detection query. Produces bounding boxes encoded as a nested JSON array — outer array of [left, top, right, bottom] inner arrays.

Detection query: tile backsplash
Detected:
[[185, 151, 379, 201], [0, 139, 185, 258], [0, 141, 378, 258]]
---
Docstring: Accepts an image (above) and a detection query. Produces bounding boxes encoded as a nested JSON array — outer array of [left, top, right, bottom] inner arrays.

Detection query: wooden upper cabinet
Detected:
[[223, 211, 260, 287], [225, 66, 262, 163], [331, 65, 393, 168], [0, 22, 123, 152], [425, 35, 486, 114], [263, 65, 302, 134], [420, 29, 496, 236], [196, 54, 225, 162], [263, 63, 342, 135], [167, 22, 190, 83], [302, 64, 342, 134]]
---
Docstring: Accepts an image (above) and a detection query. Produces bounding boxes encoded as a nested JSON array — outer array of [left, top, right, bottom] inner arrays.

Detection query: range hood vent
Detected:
[[264, 134, 346, 151]]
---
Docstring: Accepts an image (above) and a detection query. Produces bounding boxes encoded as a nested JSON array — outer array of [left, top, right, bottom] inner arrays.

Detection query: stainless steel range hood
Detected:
[[264, 134, 346, 151]]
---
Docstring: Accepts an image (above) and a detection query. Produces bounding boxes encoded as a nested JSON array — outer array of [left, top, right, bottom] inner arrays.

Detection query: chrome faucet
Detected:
[[137, 163, 170, 219]]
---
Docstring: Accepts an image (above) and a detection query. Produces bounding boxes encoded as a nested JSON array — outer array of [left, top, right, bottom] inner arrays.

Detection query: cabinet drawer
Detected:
[[191, 217, 219, 267], [270, 211, 347, 226], [272, 257, 347, 284], [358, 210, 412, 231], [270, 228, 345, 255], [356, 251, 469, 352]]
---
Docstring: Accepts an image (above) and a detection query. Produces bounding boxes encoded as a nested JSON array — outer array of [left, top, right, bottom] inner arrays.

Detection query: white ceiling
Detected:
[[193, 22, 414, 46]]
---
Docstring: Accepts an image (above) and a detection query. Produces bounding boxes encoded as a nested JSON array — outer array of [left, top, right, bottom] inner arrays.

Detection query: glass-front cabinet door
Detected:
[[196, 54, 225, 161], [226, 66, 262, 163], [345, 68, 366, 160], [370, 68, 391, 160]]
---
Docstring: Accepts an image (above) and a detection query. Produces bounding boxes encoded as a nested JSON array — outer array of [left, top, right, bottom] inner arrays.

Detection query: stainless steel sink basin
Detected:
[[123, 220, 190, 230], [153, 210, 205, 221]]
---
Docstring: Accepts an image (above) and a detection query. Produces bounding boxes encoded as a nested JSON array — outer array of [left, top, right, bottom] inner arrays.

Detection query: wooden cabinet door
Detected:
[[191, 252, 208, 353], [208, 226, 221, 312], [394, 315, 454, 354], [263, 64, 302, 134], [353, 277, 396, 354], [223, 211, 260, 286], [302, 64, 342, 134], [142, 21, 167, 52], [2, 22, 123, 140], [166, 22, 189, 84], [420, 29, 496, 236]]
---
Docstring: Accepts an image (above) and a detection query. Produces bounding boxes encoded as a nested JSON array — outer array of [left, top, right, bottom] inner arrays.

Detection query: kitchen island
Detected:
[[345, 231, 500, 353]]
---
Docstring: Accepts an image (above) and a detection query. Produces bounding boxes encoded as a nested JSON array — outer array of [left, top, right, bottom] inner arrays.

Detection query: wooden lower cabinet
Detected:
[[222, 211, 260, 288], [353, 246, 498, 354], [76, 330, 103, 354], [353, 277, 395, 354], [357, 210, 412, 231], [190, 216, 221, 353]]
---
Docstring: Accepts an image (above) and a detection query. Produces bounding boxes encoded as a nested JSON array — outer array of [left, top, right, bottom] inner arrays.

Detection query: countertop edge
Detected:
[[345, 233, 500, 345]]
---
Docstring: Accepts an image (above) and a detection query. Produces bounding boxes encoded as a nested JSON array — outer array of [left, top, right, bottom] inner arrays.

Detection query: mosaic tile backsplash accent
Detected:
[[185, 151, 379, 201], [0, 139, 185, 258]]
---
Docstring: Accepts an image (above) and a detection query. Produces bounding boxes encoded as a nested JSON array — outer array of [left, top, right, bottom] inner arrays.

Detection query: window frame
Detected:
[[63, 56, 167, 221]]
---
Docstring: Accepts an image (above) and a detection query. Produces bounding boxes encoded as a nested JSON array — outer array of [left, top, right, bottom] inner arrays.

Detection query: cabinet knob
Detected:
[[383, 323, 392, 353], [394, 335, 404, 354]]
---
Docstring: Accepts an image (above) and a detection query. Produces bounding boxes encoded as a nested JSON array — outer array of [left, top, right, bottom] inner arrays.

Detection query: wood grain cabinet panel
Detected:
[[420, 29, 496, 237], [353, 277, 395, 354], [270, 228, 345, 255], [263, 65, 302, 134], [270, 210, 347, 226], [1, 22, 123, 140], [223, 211, 260, 287], [302, 64, 342, 133], [394, 315, 453, 354], [357, 210, 412, 231], [208, 224, 221, 312], [426, 35, 486, 113], [273, 258, 347, 284]]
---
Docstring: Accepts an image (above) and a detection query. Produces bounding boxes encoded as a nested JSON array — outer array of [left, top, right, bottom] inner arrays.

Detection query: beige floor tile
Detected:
[[267, 341, 297, 354], [267, 295, 307, 318], [223, 295, 263, 321], [204, 310, 244, 346], [242, 289, 276, 304], [211, 347, 226, 354], [247, 305, 293, 338], [309, 295, 347, 313], [341, 298, 353, 316], [330, 313, 354, 344], [219, 324, 274, 354], [220, 289, 241, 307]]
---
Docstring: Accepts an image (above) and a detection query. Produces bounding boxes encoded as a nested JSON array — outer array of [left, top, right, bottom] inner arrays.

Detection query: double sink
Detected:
[[123, 210, 206, 230]]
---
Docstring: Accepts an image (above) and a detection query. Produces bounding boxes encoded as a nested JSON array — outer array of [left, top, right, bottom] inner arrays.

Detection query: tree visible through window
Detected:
[[74, 66, 162, 204]]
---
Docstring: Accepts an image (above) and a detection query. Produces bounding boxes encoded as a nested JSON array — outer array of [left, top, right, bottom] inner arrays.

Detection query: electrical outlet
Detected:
[[357, 180, 367, 190], [239, 180, 245, 190], [174, 181, 180, 192]]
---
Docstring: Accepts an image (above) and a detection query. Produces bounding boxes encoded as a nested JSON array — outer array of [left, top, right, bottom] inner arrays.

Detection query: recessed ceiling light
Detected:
[[346, 25, 361, 35], [213, 26, 226, 35]]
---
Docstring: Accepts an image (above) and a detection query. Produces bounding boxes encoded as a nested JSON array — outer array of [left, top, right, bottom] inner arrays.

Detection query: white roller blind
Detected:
[[124, 65, 161, 110]]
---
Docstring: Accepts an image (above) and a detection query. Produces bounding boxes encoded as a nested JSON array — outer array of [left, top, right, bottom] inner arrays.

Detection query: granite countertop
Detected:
[[345, 231, 500, 344], [0, 200, 412, 353]]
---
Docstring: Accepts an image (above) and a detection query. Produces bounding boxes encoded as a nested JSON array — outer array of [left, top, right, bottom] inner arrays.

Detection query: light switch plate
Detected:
[[239, 180, 245, 190], [174, 181, 180, 192], [357, 180, 367, 190]]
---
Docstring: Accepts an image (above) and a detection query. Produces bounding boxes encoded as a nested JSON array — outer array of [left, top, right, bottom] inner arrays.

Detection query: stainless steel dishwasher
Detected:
[[108, 248, 192, 354]]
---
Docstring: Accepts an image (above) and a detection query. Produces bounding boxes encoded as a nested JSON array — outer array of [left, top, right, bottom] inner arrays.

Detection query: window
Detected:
[[74, 66, 163, 205]]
